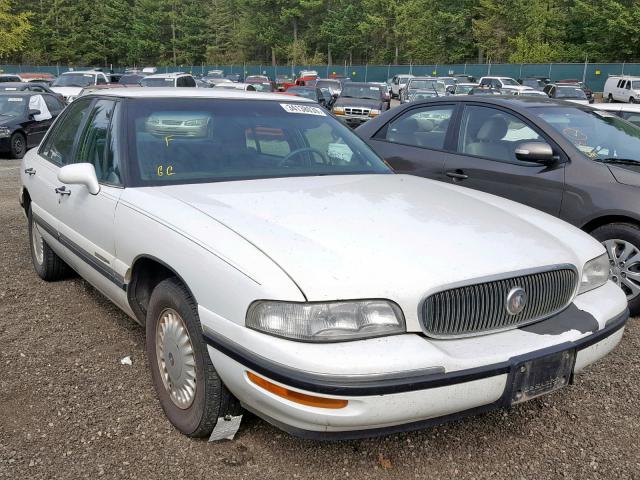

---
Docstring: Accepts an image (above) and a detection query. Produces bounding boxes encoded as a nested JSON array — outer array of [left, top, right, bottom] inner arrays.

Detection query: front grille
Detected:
[[422, 268, 577, 338], [345, 107, 370, 116], [161, 120, 183, 125]]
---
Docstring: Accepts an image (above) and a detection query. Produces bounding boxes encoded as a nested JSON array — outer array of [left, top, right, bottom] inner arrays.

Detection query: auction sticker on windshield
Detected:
[[8, 98, 23, 102], [280, 103, 326, 116]]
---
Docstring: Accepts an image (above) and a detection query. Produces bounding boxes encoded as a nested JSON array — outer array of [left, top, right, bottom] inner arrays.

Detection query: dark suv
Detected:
[[357, 96, 640, 314]]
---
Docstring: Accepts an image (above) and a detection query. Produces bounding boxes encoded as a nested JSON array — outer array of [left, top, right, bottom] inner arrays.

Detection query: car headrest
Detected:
[[476, 116, 508, 141]]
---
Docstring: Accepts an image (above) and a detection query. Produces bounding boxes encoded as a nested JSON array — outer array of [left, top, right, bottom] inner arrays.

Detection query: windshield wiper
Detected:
[[595, 158, 640, 166]]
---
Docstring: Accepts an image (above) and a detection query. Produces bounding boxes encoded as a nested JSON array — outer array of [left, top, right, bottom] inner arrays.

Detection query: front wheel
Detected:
[[631, 97, 637, 104], [10, 132, 26, 159], [591, 223, 640, 315], [146, 277, 240, 437]]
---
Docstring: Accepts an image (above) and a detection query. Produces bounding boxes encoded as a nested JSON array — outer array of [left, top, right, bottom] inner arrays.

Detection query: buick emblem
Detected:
[[506, 287, 527, 315]]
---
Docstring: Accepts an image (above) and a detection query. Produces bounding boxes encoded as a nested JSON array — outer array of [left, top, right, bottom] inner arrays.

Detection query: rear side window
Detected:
[[39, 98, 92, 166], [75, 99, 121, 185], [380, 105, 454, 150], [43, 95, 64, 115]]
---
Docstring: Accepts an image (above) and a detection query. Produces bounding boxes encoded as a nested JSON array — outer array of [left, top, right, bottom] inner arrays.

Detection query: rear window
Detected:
[[127, 98, 390, 186], [141, 77, 175, 87]]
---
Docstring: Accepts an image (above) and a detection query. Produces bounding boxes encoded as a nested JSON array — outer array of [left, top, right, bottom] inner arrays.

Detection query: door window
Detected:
[[75, 99, 121, 185], [457, 105, 542, 163], [43, 95, 64, 116], [625, 81, 631, 90], [184, 76, 196, 87], [380, 106, 454, 150], [39, 98, 92, 165], [96, 75, 107, 85]]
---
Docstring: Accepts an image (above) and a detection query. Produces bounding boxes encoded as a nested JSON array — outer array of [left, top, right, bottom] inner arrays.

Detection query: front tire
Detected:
[[28, 206, 71, 281], [591, 223, 640, 315], [10, 132, 26, 159], [631, 97, 637, 104], [146, 277, 240, 437]]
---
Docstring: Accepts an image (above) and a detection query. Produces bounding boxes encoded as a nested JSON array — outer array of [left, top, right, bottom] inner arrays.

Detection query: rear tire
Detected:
[[607, 94, 614, 103], [28, 206, 71, 281], [146, 277, 240, 437], [10, 132, 26, 159], [591, 223, 640, 316]]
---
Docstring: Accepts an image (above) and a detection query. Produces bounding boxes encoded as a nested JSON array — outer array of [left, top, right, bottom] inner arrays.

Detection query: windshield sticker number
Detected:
[[157, 165, 175, 176], [280, 103, 326, 116], [8, 98, 23, 102]]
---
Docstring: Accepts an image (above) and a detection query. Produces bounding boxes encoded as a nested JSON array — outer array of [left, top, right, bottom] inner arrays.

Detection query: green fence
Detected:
[[3, 63, 640, 92]]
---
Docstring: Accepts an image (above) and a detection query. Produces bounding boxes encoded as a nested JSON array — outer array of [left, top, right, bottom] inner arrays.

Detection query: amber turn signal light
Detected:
[[247, 371, 348, 409]]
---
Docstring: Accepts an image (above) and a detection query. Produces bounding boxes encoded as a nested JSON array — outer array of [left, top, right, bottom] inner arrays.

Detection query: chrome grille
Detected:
[[344, 107, 370, 116], [422, 268, 577, 338]]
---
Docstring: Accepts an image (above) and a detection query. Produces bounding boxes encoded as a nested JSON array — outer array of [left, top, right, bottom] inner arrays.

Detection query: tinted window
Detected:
[[340, 84, 381, 100], [40, 98, 92, 165], [75, 99, 121, 184], [128, 98, 390, 186], [52, 74, 95, 87], [43, 95, 64, 115], [621, 112, 640, 127], [457, 105, 541, 163], [97, 75, 107, 85], [184, 76, 196, 87], [382, 106, 454, 150]]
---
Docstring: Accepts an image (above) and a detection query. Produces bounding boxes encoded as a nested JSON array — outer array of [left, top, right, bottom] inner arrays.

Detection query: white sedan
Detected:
[[19, 89, 628, 440]]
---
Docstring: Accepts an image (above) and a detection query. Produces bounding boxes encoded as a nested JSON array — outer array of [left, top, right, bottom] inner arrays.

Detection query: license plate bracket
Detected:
[[509, 349, 576, 405]]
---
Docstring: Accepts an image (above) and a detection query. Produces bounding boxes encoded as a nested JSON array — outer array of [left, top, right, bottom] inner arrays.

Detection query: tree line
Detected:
[[2, 0, 640, 67]]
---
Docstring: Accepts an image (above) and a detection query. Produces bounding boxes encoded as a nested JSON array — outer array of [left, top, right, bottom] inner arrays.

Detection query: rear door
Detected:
[[365, 103, 458, 182], [443, 103, 565, 216]]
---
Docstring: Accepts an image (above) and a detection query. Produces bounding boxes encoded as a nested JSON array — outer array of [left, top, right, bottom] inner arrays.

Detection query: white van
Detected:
[[603, 75, 640, 103]]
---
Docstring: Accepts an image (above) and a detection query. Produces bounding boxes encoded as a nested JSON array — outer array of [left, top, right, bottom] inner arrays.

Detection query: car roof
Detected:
[[144, 72, 191, 79], [0, 82, 28, 88], [0, 91, 36, 97], [411, 95, 578, 109], [83, 87, 315, 102]]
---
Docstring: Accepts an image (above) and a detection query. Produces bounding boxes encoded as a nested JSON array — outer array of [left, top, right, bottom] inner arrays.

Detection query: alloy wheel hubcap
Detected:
[[31, 220, 44, 265], [603, 239, 640, 301], [155, 308, 197, 409], [14, 137, 24, 153]]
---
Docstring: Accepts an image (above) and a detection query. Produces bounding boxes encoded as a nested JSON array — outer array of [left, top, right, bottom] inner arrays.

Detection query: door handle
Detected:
[[55, 186, 71, 196], [446, 170, 469, 180], [24, 167, 36, 176]]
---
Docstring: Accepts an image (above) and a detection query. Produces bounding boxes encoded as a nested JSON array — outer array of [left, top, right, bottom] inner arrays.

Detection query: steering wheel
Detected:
[[277, 147, 326, 167]]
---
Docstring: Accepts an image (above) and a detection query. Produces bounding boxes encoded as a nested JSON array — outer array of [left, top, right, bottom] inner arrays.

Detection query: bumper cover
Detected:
[[204, 306, 628, 439]]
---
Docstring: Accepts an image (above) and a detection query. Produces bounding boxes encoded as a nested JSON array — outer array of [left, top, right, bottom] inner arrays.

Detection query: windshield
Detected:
[[633, 81, 640, 90], [141, 77, 175, 87], [127, 99, 390, 186], [287, 88, 316, 100], [0, 96, 27, 117], [456, 85, 474, 94], [409, 80, 438, 90], [500, 78, 519, 86], [522, 79, 544, 89], [120, 75, 144, 85], [316, 80, 340, 91], [0, 76, 21, 83], [555, 87, 587, 99], [340, 84, 381, 100], [534, 106, 640, 162], [52, 73, 96, 87]]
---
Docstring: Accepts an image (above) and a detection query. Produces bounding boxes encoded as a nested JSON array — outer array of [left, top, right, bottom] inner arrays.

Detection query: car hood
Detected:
[[50, 86, 82, 97], [334, 97, 381, 108], [565, 99, 590, 105], [154, 174, 601, 302], [503, 85, 533, 92]]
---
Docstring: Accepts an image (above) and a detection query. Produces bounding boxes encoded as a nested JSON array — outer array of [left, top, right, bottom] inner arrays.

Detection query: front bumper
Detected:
[[201, 282, 628, 439]]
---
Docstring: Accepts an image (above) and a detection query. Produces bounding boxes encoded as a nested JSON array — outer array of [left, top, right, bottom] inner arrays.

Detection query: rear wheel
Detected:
[[10, 132, 26, 159], [591, 223, 640, 315], [28, 206, 71, 281], [146, 277, 241, 437], [607, 94, 614, 103]]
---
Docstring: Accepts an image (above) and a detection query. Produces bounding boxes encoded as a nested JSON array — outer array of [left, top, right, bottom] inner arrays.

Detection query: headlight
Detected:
[[332, 106, 345, 115], [368, 109, 381, 117], [0, 126, 11, 138], [579, 253, 610, 294], [246, 300, 405, 342]]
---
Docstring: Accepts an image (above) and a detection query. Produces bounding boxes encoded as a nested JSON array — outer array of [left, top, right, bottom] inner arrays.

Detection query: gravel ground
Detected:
[[1, 158, 639, 480]]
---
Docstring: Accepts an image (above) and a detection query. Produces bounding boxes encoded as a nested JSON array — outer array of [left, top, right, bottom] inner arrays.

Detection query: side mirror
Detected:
[[515, 142, 556, 164], [57, 163, 100, 195], [29, 109, 41, 118]]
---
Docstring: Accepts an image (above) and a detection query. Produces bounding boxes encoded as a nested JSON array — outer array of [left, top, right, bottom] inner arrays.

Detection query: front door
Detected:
[[56, 98, 125, 295], [444, 104, 565, 217]]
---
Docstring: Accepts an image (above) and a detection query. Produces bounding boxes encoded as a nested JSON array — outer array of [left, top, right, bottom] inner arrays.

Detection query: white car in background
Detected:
[[592, 102, 640, 127], [479, 76, 534, 94], [50, 70, 109, 103], [140, 72, 197, 88], [603, 75, 640, 103], [19, 89, 628, 440], [390, 74, 414, 98]]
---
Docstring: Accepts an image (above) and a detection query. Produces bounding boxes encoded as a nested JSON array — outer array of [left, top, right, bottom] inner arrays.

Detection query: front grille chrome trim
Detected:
[[421, 264, 579, 339]]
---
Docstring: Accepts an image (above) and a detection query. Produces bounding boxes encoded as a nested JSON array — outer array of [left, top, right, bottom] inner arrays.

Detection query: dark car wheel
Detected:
[[146, 277, 240, 437], [10, 132, 26, 159], [591, 223, 640, 315], [631, 97, 638, 104], [28, 206, 71, 281]]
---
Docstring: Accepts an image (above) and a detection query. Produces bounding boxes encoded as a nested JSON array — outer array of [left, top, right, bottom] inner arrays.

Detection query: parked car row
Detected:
[[17, 88, 629, 443]]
